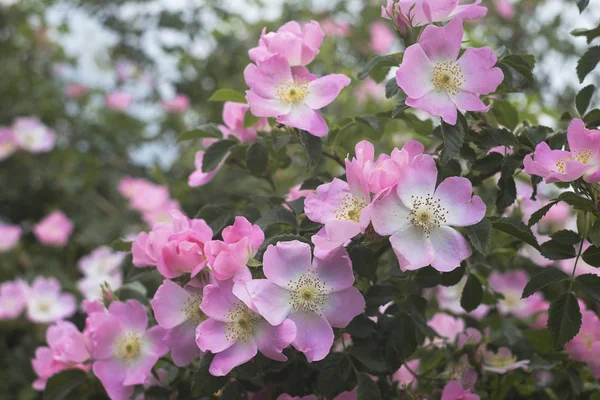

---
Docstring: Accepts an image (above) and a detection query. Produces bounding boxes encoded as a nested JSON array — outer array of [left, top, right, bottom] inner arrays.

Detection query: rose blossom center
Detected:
[[335, 194, 367, 223], [408, 195, 448, 236], [275, 79, 310, 104], [224, 302, 258, 342], [182, 294, 206, 326], [485, 352, 517, 368], [555, 149, 593, 174], [432, 61, 464, 96], [114, 332, 143, 363], [288, 269, 329, 314]]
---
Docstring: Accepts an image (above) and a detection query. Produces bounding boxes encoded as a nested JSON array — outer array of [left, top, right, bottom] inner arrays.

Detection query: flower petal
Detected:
[[395, 154, 438, 206], [263, 240, 313, 287], [165, 322, 200, 367], [195, 319, 234, 353], [304, 74, 351, 110], [396, 44, 435, 99], [277, 104, 328, 137], [457, 47, 503, 94], [418, 18, 463, 62], [434, 177, 486, 227], [245, 280, 293, 326], [322, 287, 365, 328], [389, 226, 434, 271], [289, 311, 334, 362], [246, 90, 291, 118], [406, 91, 458, 125], [371, 189, 412, 236], [429, 226, 472, 272], [151, 280, 189, 329], [313, 247, 355, 292], [209, 340, 258, 376], [253, 318, 296, 361]]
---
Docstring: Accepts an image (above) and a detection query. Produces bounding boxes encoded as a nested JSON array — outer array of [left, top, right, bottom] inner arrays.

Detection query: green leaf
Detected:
[[177, 124, 222, 142], [317, 353, 357, 398], [43, 370, 87, 400], [350, 342, 388, 373], [522, 268, 569, 298], [202, 139, 237, 172], [465, 218, 492, 255], [191, 353, 227, 396], [349, 244, 377, 281], [577, 0, 590, 12], [118, 281, 148, 303], [501, 54, 536, 83], [582, 245, 600, 267], [441, 263, 466, 286], [385, 77, 399, 98], [540, 240, 577, 260], [460, 274, 483, 312], [523, 125, 553, 147], [577, 46, 600, 83], [589, 218, 600, 246], [357, 372, 382, 400], [346, 314, 377, 339], [208, 88, 247, 103], [576, 274, 600, 302], [492, 217, 540, 250], [196, 204, 232, 234], [548, 292, 582, 348], [366, 284, 398, 307], [571, 24, 600, 43], [557, 192, 598, 213], [243, 111, 261, 128], [492, 100, 519, 130], [583, 108, 600, 126], [576, 84, 595, 116], [550, 230, 581, 245], [357, 115, 383, 134], [473, 128, 518, 150], [298, 130, 322, 167], [358, 53, 403, 82], [440, 117, 466, 165], [245, 140, 268, 175], [391, 100, 408, 118], [528, 200, 559, 227], [109, 238, 131, 252], [387, 312, 418, 360], [256, 207, 297, 230]]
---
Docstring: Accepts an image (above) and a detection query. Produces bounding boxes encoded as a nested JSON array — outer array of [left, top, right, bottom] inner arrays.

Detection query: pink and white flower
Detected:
[[204, 216, 264, 281], [45, 320, 92, 365], [91, 300, 168, 400], [12, 117, 56, 153], [242, 241, 365, 362], [427, 313, 465, 346], [523, 118, 600, 184], [132, 223, 173, 268], [249, 21, 324, 67], [33, 210, 73, 247], [0, 127, 16, 161], [441, 380, 480, 400], [369, 22, 395, 54], [151, 278, 209, 366], [245, 54, 351, 137], [371, 154, 485, 272], [565, 307, 600, 365], [488, 270, 549, 320], [79, 247, 126, 278], [106, 91, 133, 111], [395, 19, 503, 125], [162, 94, 190, 113], [195, 278, 296, 376], [382, 0, 487, 28], [482, 347, 529, 373], [26, 277, 76, 324], [0, 223, 22, 252], [31, 345, 88, 391], [393, 359, 420, 389], [0, 279, 29, 319]]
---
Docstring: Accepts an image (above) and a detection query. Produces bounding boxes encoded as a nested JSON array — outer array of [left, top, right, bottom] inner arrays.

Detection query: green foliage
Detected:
[[522, 268, 569, 298], [548, 292, 582, 348]]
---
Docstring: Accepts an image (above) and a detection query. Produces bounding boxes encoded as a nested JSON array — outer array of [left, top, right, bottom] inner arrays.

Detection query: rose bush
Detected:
[[1, 0, 600, 399]]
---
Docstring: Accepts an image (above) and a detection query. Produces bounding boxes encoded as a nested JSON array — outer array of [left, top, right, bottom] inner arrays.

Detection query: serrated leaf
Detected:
[[522, 268, 569, 298], [460, 274, 483, 312], [349, 244, 377, 281], [366, 284, 398, 307], [195, 204, 232, 234], [256, 207, 297, 230], [191, 353, 227, 396], [317, 353, 356, 397], [557, 192, 597, 213], [589, 219, 600, 246], [575, 274, 600, 302], [465, 218, 492, 255], [358, 53, 403, 82], [177, 124, 222, 142], [584, 108, 600, 126], [551, 229, 581, 245], [501, 54, 536, 83], [357, 115, 382, 133], [385, 77, 399, 98], [245, 140, 268, 175], [208, 88, 247, 103], [202, 139, 237, 172], [548, 292, 582, 348], [441, 264, 466, 286], [357, 372, 381, 400], [440, 118, 465, 165], [523, 125, 553, 147], [540, 240, 577, 260], [492, 217, 540, 250], [346, 314, 377, 339], [528, 201, 559, 227], [576, 84, 595, 116], [577, 46, 600, 83], [43, 369, 87, 400], [582, 245, 600, 267], [473, 128, 518, 150], [391, 100, 408, 118], [298, 130, 322, 167], [577, 0, 590, 12], [388, 312, 418, 360]]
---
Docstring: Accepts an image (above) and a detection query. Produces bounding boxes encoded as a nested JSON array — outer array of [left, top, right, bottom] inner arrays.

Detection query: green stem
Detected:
[[568, 211, 587, 292]]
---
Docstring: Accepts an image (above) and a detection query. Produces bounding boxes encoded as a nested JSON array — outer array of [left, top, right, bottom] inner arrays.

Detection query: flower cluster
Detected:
[[77, 247, 126, 301], [0, 117, 56, 161], [382, 0, 487, 28], [34, 210, 74, 247], [118, 176, 181, 227]]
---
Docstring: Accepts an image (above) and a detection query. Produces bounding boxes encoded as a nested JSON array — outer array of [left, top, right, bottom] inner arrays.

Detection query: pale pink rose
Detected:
[[45, 320, 92, 365], [106, 91, 133, 111], [26, 277, 76, 324], [369, 22, 395, 54], [12, 117, 56, 153], [427, 313, 465, 346], [219, 101, 269, 143], [285, 184, 314, 205], [483, 347, 529, 373], [0, 128, 17, 161], [356, 78, 386, 104], [141, 199, 182, 228], [32, 346, 87, 391], [64, 83, 89, 98], [488, 270, 549, 320], [162, 94, 190, 113], [33, 211, 73, 247], [0, 279, 29, 319], [0, 224, 22, 252]]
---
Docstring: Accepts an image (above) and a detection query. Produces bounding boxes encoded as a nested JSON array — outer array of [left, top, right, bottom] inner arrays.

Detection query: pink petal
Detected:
[[289, 311, 334, 362], [371, 189, 412, 236], [406, 91, 458, 125], [263, 240, 312, 287], [434, 177, 486, 227], [313, 248, 355, 292], [322, 287, 365, 328], [245, 55, 292, 93], [395, 154, 438, 206], [209, 340, 258, 376], [109, 300, 147, 332], [321, 220, 362, 248], [449, 1, 488, 21], [429, 226, 472, 272], [245, 280, 293, 326], [277, 104, 328, 137], [267, 32, 318, 67], [418, 18, 463, 62], [441, 380, 466, 400], [253, 318, 296, 361], [396, 44, 435, 99], [151, 280, 189, 329], [246, 90, 291, 118], [165, 323, 200, 367], [451, 91, 489, 113], [389, 226, 434, 271], [567, 118, 600, 151], [195, 319, 235, 353], [457, 47, 504, 94], [302, 21, 325, 50], [188, 151, 220, 187], [304, 74, 351, 110], [304, 178, 352, 224], [93, 359, 132, 400], [199, 282, 236, 322]]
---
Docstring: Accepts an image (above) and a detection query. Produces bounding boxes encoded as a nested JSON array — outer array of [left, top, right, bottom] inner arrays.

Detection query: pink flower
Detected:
[[162, 94, 190, 113], [523, 118, 600, 184], [245, 55, 351, 137], [119, 177, 170, 213], [189, 150, 221, 187], [219, 101, 269, 143], [0, 127, 16, 161], [482, 347, 529, 373], [204, 216, 264, 281], [396, 19, 503, 125], [142, 200, 182, 228], [457, 327, 484, 349], [151, 278, 210, 366], [382, 0, 487, 28], [495, 0, 515, 20], [242, 241, 365, 362], [26, 277, 76, 324], [321, 19, 350, 37], [369, 22, 395, 54], [106, 91, 133, 111], [33, 210, 73, 247], [393, 359, 420, 388], [12, 117, 56, 153], [0, 279, 29, 319], [132, 224, 173, 268], [32, 347, 79, 391], [488, 270, 549, 320], [79, 247, 126, 278], [441, 380, 480, 400], [0, 223, 22, 252], [46, 320, 92, 365], [195, 278, 296, 376], [286, 184, 314, 203], [356, 79, 386, 104], [91, 300, 168, 400], [427, 313, 465, 346], [64, 83, 89, 98], [565, 308, 600, 363], [437, 277, 490, 319], [78, 274, 122, 301], [249, 21, 324, 67], [371, 154, 485, 272]]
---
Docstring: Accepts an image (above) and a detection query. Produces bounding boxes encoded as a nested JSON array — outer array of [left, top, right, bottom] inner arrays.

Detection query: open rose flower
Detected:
[[427, 313, 465, 347], [195, 278, 296, 376], [242, 241, 365, 362], [488, 270, 549, 320], [12, 117, 56, 153], [33, 210, 73, 247], [371, 154, 485, 271], [0, 223, 22, 252], [0, 279, 29, 319], [523, 118, 600, 183], [382, 0, 487, 28], [395, 19, 503, 124], [26, 277, 76, 324], [483, 347, 529, 373], [245, 54, 350, 137]]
